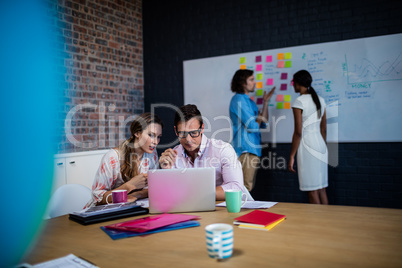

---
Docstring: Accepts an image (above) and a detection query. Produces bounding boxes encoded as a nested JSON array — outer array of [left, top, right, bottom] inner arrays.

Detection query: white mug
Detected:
[[205, 223, 233, 260]]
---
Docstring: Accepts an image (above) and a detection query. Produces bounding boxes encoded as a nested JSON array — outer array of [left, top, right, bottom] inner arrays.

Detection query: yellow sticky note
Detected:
[[240, 64, 246, 69], [240, 57, 246, 64], [256, 89, 263, 96], [284, 95, 291, 102], [256, 73, 263, 80], [285, 52, 292, 59], [256, 82, 263, 89], [284, 102, 291, 109], [277, 53, 284, 60]]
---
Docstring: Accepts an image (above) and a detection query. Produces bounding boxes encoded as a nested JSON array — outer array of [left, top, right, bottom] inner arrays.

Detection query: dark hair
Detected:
[[174, 104, 203, 128], [231, 69, 254, 93], [293, 70, 322, 118], [119, 113, 163, 181]]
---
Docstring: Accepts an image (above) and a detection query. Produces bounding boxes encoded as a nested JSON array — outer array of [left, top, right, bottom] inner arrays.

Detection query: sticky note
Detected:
[[276, 94, 284, 102], [277, 61, 285, 68], [284, 95, 291, 102], [285, 61, 292, 68], [240, 64, 246, 70], [277, 53, 284, 60], [284, 102, 291, 109], [280, 84, 287, 90], [277, 102, 284, 109], [256, 55, 262, 62], [285, 52, 292, 59], [256, 98, 263, 105], [240, 57, 246, 64], [250, 96, 255, 101], [256, 73, 263, 80], [266, 78, 274, 86], [256, 64, 262, 71], [280, 73, 288, 80], [266, 55, 272, 62], [256, 89, 263, 96], [256, 82, 263, 89]]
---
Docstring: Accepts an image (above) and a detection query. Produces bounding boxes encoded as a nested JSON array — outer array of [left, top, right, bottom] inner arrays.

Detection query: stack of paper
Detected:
[[233, 210, 286, 231], [101, 213, 200, 240]]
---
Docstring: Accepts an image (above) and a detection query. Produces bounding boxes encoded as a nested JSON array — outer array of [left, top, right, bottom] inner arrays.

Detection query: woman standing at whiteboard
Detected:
[[288, 70, 328, 204]]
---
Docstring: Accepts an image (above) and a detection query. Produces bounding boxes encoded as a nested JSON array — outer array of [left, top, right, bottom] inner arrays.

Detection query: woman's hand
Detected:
[[127, 195, 139, 203], [128, 189, 148, 202], [127, 173, 148, 191], [288, 157, 296, 173]]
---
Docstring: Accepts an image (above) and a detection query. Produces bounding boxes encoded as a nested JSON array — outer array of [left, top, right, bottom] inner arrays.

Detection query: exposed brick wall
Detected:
[[143, 0, 402, 208], [49, 0, 144, 153]]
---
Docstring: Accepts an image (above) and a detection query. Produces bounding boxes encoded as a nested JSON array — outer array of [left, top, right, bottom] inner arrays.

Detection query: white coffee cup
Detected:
[[205, 223, 233, 260]]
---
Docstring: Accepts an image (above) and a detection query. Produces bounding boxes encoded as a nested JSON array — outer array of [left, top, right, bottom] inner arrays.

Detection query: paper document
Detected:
[[135, 198, 149, 208], [216, 201, 278, 209], [32, 254, 98, 267]]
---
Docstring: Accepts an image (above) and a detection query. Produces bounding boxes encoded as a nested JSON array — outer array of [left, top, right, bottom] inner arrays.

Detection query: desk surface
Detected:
[[24, 203, 402, 267]]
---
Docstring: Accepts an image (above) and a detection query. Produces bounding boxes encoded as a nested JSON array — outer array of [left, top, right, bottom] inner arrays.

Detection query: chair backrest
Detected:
[[44, 184, 92, 219]]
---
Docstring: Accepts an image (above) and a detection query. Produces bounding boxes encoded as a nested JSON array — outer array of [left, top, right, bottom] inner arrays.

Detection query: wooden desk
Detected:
[[24, 203, 402, 267]]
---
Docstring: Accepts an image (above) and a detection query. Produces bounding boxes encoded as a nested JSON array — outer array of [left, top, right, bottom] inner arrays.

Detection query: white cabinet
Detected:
[[53, 158, 66, 191], [53, 149, 109, 193]]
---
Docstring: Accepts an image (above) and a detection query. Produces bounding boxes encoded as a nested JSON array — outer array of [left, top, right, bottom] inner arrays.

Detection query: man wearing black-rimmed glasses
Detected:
[[159, 104, 253, 201]]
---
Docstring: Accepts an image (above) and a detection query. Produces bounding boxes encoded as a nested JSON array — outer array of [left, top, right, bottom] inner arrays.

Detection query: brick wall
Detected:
[[49, 0, 144, 153], [143, 0, 402, 208]]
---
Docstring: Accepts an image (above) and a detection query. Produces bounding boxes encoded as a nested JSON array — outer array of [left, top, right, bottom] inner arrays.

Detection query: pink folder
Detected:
[[104, 214, 200, 233]]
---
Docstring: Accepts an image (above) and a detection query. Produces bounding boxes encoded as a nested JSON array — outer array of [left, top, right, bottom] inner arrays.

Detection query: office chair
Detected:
[[44, 184, 92, 219]]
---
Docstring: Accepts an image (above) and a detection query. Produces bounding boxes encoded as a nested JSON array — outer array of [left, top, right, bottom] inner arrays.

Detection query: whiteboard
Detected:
[[183, 34, 402, 143]]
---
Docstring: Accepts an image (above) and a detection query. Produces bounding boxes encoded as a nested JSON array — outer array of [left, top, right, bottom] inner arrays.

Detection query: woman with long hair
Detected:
[[288, 70, 328, 204], [85, 112, 163, 207]]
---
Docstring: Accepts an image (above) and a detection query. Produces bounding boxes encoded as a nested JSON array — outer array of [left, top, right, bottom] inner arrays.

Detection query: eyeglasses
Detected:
[[176, 128, 202, 139]]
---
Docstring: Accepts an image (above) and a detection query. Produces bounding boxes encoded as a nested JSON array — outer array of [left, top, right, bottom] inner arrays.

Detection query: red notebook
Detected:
[[234, 210, 286, 227]]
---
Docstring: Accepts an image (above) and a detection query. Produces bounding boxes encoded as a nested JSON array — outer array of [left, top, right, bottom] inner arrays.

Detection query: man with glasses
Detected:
[[159, 104, 253, 201]]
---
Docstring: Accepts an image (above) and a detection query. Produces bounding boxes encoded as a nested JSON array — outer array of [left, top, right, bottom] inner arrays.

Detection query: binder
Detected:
[[69, 204, 149, 225], [101, 220, 200, 240]]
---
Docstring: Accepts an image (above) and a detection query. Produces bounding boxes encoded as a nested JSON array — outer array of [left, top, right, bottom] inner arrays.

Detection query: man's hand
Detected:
[[263, 86, 276, 103], [159, 148, 178, 169]]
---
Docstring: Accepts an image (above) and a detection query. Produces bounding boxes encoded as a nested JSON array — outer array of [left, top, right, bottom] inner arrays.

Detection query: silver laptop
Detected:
[[147, 167, 216, 213]]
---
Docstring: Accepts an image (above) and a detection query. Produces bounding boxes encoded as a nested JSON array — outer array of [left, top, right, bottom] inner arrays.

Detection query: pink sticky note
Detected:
[[266, 78, 274, 86], [256, 64, 262, 71], [250, 96, 255, 101], [276, 95, 284, 102], [277, 61, 285, 68], [256, 56, 262, 62], [280, 73, 288, 80], [280, 84, 287, 90], [256, 98, 263, 105], [266, 55, 273, 62]]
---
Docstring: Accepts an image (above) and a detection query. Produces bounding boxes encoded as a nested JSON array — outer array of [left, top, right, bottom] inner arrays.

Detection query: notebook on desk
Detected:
[[147, 167, 216, 213]]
